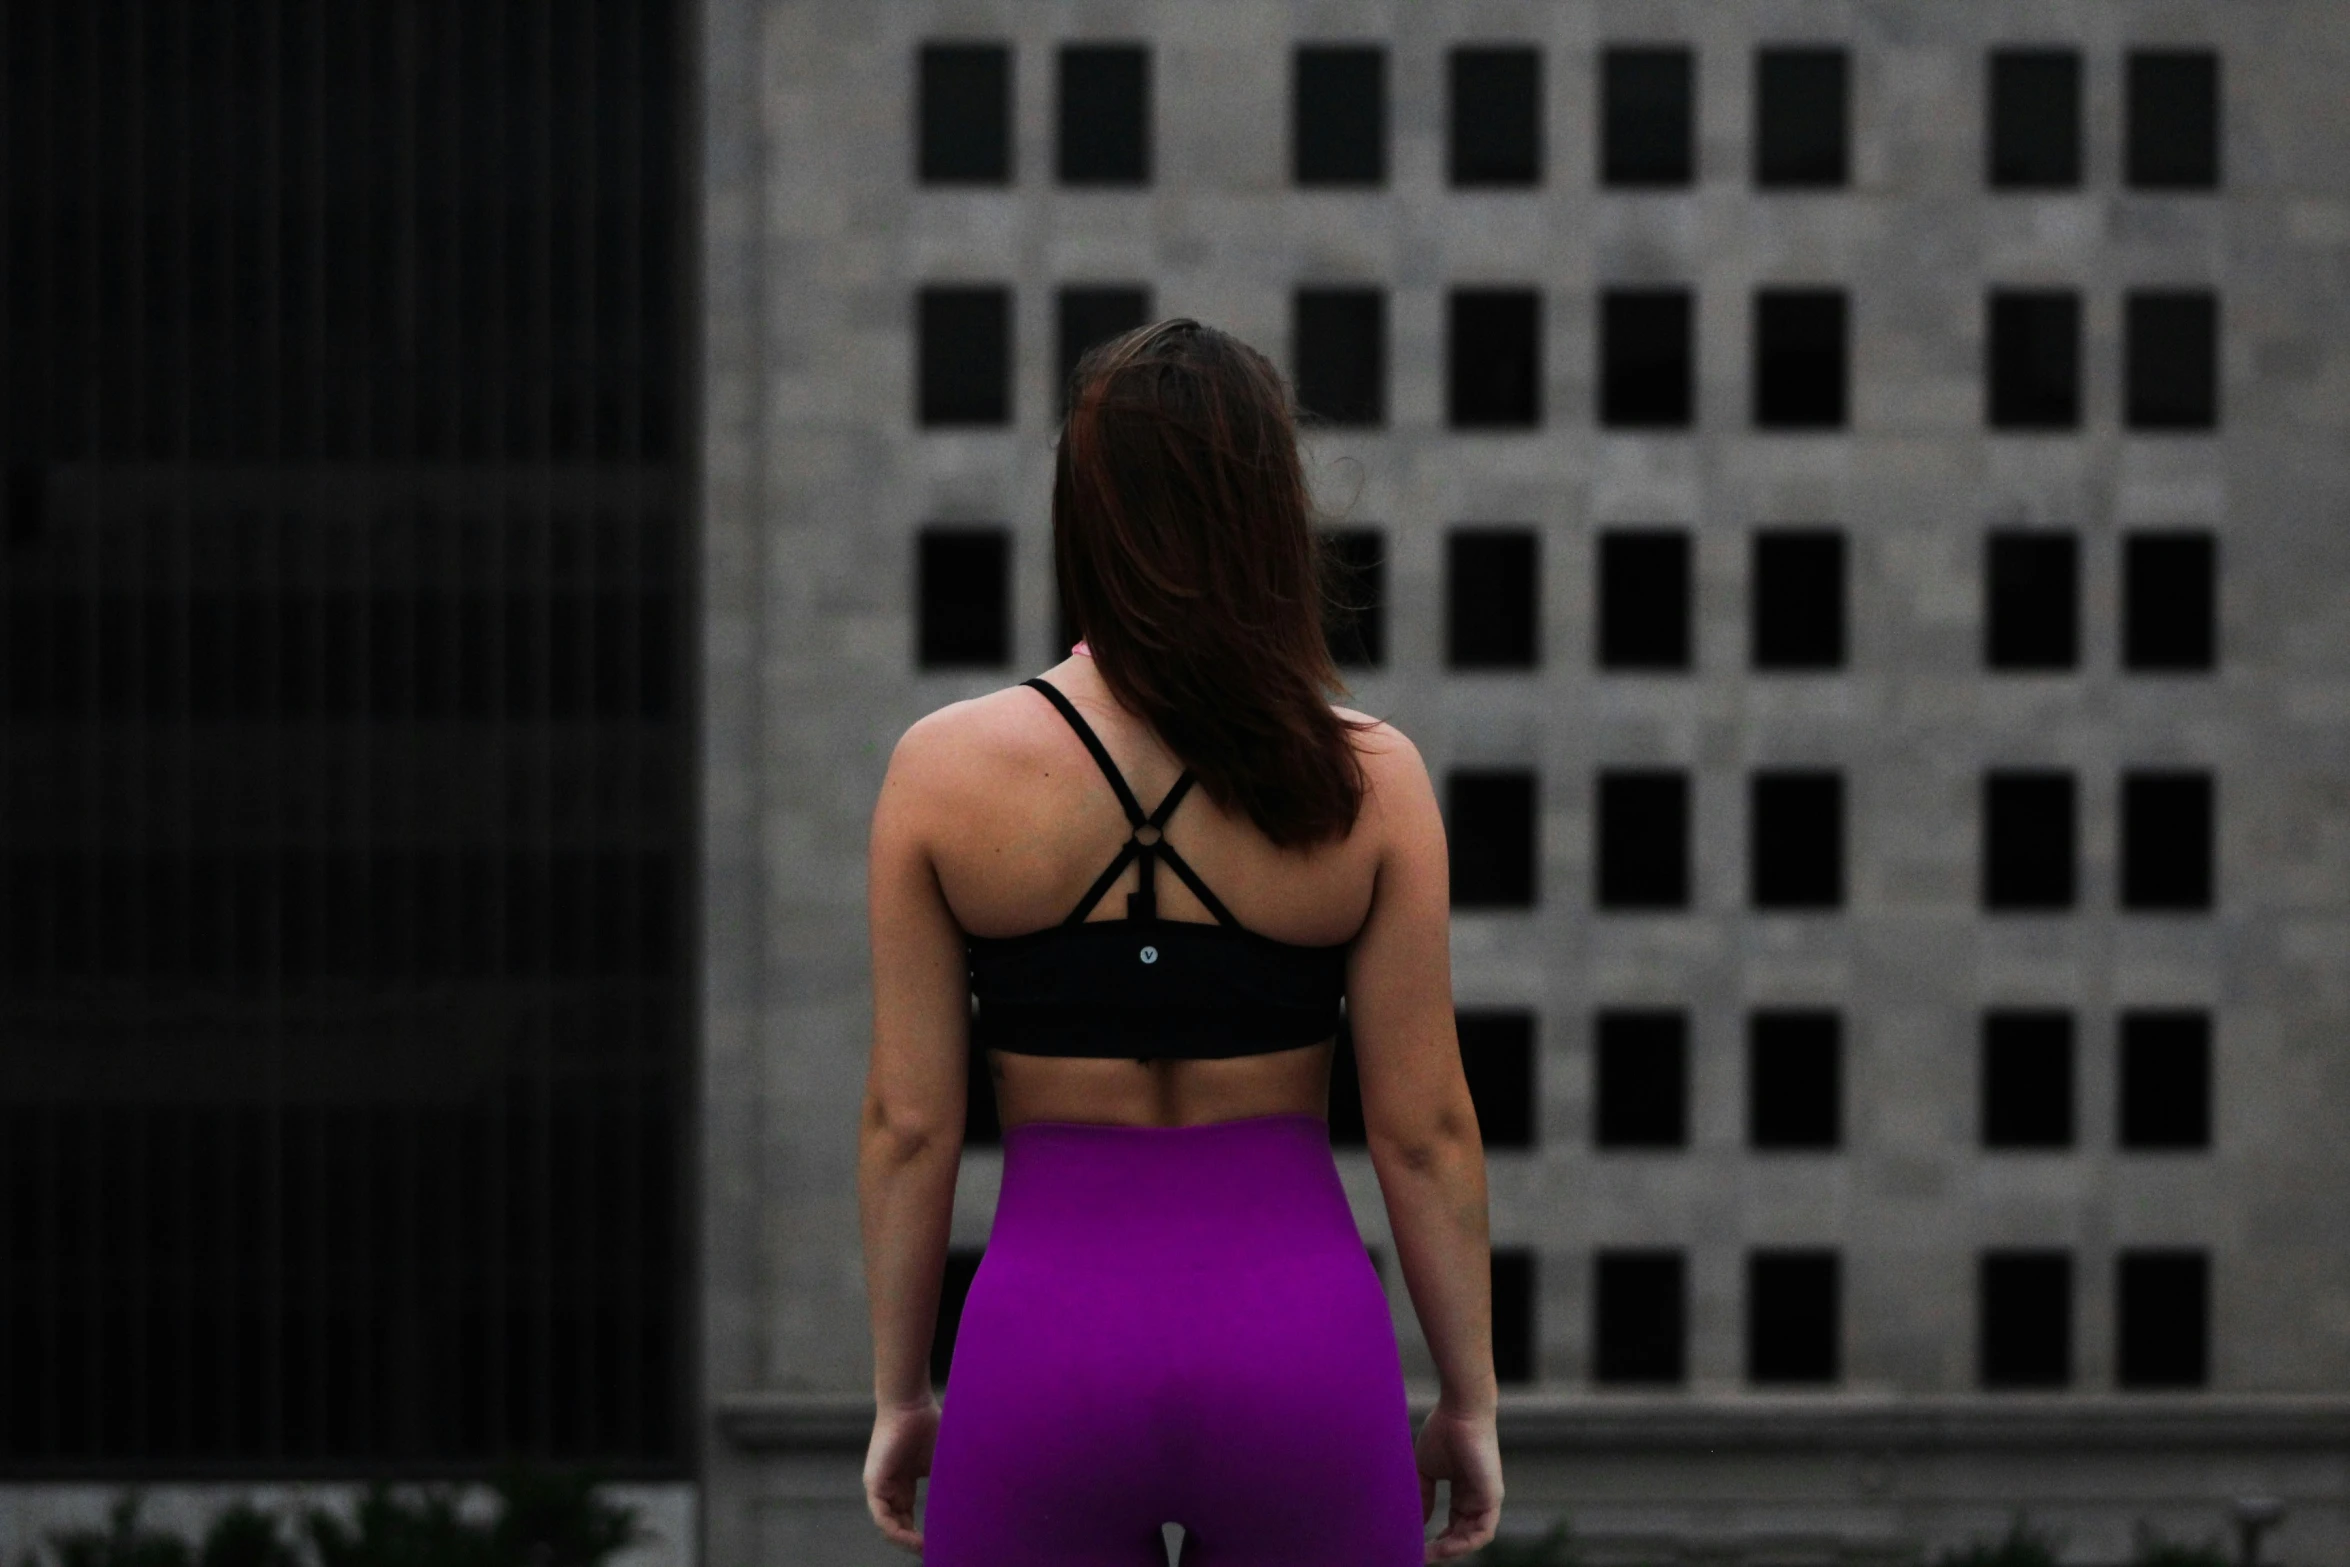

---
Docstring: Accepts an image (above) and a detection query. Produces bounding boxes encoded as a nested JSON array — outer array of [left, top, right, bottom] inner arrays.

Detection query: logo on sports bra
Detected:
[[1139, 946, 1158, 965]]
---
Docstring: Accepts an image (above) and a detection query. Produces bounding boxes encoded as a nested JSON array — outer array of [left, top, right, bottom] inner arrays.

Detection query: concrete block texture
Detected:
[[700, 0, 2350, 1559]]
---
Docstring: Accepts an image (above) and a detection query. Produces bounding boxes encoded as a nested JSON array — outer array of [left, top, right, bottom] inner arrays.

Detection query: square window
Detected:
[[2123, 531, 2216, 672], [1985, 531, 2080, 671], [2120, 1009, 2212, 1151], [1751, 528, 1846, 670], [1747, 1250, 1839, 1384], [1320, 527, 1386, 669], [1448, 528, 1540, 669], [1449, 769, 1538, 909], [1597, 529, 1691, 671], [2121, 770, 2213, 911], [1750, 770, 1843, 910], [1294, 288, 1386, 427], [1979, 1250, 2072, 1388], [1595, 1008, 1687, 1149], [1492, 1248, 1538, 1384], [1448, 289, 1543, 428], [1981, 1009, 2075, 1149], [1329, 1020, 1368, 1148], [1755, 47, 1848, 188], [1988, 49, 2081, 189], [1460, 1010, 1538, 1149], [1601, 46, 1694, 187], [917, 526, 1010, 668], [1748, 1009, 1841, 1150], [1294, 45, 1386, 186], [1983, 770, 2076, 911], [1752, 289, 1847, 429], [1594, 1250, 1686, 1384], [1058, 44, 1150, 185], [1987, 290, 2082, 430], [930, 1247, 986, 1389], [965, 1035, 1002, 1146], [1600, 288, 1694, 428], [918, 286, 1011, 426], [2127, 51, 2220, 190], [917, 43, 1012, 184], [1056, 285, 1151, 418], [1450, 47, 1542, 187], [2126, 290, 2219, 431], [2117, 1250, 2209, 1388], [1596, 769, 1689, 910]]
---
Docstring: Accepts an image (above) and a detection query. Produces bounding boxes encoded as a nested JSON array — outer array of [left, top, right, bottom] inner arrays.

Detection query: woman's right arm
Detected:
[[1342, 726, 1503, 1558]]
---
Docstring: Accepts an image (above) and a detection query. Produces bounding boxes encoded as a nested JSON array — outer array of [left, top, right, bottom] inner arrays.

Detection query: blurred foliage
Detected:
[[1466, 1519, 1580, 1566], [2129, 1524, 2233, 1567], [1932, 1514, 2068, 1567], [22, 1472, 642, 1567]]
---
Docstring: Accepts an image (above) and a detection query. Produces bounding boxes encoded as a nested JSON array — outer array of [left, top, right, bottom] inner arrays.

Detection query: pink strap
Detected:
[[1071, 639, 1092, 658]]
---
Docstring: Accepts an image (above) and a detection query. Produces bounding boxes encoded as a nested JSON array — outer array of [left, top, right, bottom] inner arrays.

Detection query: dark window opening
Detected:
[[2127, 51, 2220, 190], [1492, 1249, 1538, 1384], [1449, 770, 1539, 909], [1449, 290, 1544, 428], [1058, 44, 1151, 185], [1448, 528, 1541, 669], [1320, 527, 1387, 669], [918, 286, 1013, 426], [918, 43, 1012, 184], [1595, 1251, 1687, 1384], [1755, 47, 1849, 188], [1748, 1009, 1841, 1150], [1294, 46, 1387, 186], [1596, 770, 1690, 910], [1602, 47, 1695, 187], [1751, 528, 1846, 670], [1985, 531, 2080, 671], [2123, 531, 2216, 672], [1294, 288, 1387, 427], [1595, 1009, 1688, 1150], [1753, 290, 1848, 429], [1597, 529, 1692, 671], [1980, 1250, 2073, 1388], [2126, 290, 2219, 432], [1057, 285, 1152, 418], [1983, 770, 2077, 911], [1451, 47, 1543, 186], [2119, 1009, 2212, 1151], [1988, 50, 2081, 188], [1600, 289, 1694, 428], [917, 526, 1011, 668], [2121, 770, 2214, 911], [1460, 1011, 1538, 1149], [1981, 1009, 2076, 1149], [1988, 290, 2082, 430], [2117, 1250, 2209, 1388], [1750, 770, 1844, 910], [1747, 1250, 1840, 1384]]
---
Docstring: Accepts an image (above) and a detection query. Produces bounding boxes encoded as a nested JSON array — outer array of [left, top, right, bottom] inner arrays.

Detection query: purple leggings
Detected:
[[922, 1112, 1426, 1566]]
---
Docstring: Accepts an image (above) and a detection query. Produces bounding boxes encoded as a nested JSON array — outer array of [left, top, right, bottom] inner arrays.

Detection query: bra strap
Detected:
[[1024, 677, 1145, 826]]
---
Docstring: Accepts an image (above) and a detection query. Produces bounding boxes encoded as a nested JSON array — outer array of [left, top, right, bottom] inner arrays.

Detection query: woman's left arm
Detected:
[[858, 717, 971, 1550]]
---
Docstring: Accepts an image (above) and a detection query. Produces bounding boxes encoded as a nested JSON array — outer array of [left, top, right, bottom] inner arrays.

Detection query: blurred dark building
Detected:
[[2, 0, 690, 1473]]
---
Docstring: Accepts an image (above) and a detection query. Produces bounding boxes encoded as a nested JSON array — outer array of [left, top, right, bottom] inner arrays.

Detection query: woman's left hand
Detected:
[[863, 1395, 941, 1554]]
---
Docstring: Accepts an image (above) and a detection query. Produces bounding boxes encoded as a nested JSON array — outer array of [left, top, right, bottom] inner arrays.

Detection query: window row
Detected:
[[916, 284, 2223, 433], [919, 42, 2220, 193], [917, 525, 2218, 675], [1443, 767, 2215, 912], [960, 1006, 2211, 1157], [932, 1242, 2212, 1391]]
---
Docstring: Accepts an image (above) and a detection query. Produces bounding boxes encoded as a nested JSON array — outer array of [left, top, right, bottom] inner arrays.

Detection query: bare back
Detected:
[[918, 656, 1397, 1130]]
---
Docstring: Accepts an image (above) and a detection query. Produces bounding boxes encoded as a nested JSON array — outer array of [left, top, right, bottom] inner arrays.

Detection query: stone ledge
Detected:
[[714, 1389, 2350, 1455]]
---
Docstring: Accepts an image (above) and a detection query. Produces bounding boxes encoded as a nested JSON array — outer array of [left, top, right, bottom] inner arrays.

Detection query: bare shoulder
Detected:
[[1329, 706, 1434, 829]]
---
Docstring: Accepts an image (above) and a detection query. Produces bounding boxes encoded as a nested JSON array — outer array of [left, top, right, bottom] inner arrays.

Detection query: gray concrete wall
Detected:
[[698, 0, 2350, 1561]]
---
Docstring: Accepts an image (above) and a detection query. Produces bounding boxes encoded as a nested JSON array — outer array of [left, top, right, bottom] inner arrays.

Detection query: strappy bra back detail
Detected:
[[963, 677, 1349, 1063]]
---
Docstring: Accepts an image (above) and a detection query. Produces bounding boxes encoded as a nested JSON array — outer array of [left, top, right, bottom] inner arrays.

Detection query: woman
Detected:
[[858, 319, 1503, 1565]]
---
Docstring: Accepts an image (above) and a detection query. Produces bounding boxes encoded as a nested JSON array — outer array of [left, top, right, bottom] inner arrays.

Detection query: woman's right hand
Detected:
[[1414, 1402, 1502, 1561]]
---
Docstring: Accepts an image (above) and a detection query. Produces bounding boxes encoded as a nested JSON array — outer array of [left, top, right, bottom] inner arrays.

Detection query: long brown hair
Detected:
[[1053, 318, 1379, 850]]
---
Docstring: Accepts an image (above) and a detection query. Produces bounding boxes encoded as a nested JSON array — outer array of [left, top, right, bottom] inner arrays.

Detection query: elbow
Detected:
[[861, 1091, 958, 1163], [1369, 1095, 1483, 1172]]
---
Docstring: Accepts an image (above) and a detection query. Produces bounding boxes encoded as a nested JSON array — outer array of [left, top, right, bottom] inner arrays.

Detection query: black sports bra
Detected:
[[963, 677, 1350, 1062]]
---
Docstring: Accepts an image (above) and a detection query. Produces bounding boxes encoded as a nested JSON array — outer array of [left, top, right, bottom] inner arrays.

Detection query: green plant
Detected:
[[1931, 1512, 2068, 1567], [2129, 1522, 2231, 1567], [196, 1504, 302, 1567], [1465, 1518, 1579, 1567], [486, 1467, 643, 1567], [300, 1485, 497, 1567], [42, 1495, 193, 1567]]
